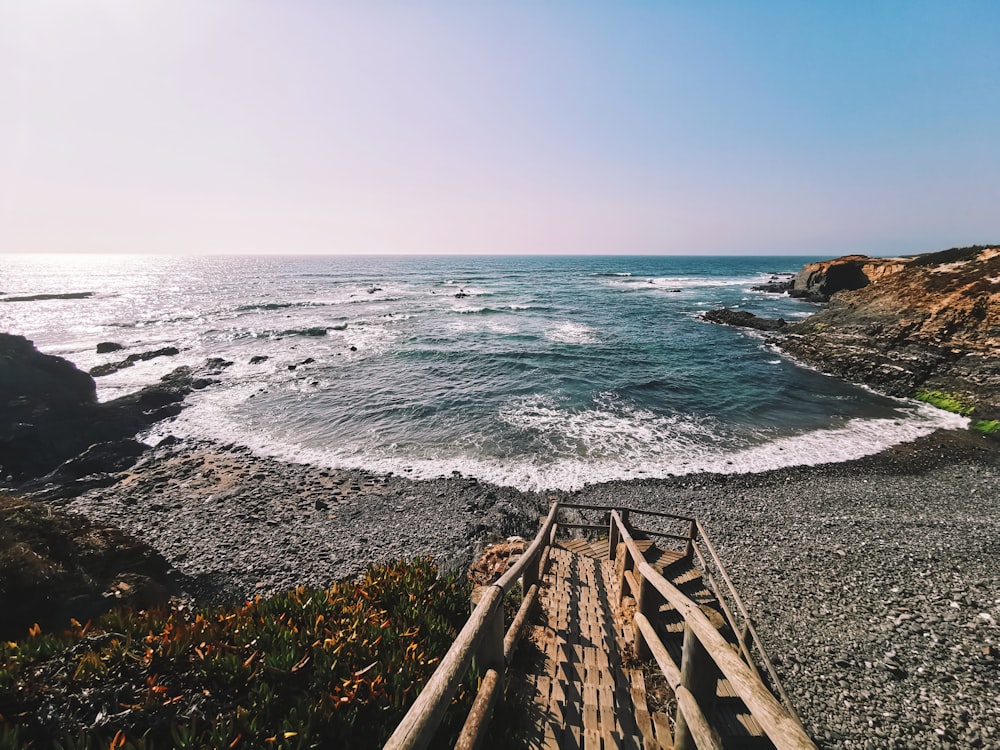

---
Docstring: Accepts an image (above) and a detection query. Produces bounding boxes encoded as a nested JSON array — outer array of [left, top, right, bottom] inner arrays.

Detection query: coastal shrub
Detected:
[[0, 559, 492, 749], [972, 419, 1000, 434], [914, 389, 974, 416]]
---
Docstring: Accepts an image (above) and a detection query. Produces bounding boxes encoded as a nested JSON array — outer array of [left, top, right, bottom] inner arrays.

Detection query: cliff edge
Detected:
[[780, 245, 1000, 423], [790, 254, 912, 302]]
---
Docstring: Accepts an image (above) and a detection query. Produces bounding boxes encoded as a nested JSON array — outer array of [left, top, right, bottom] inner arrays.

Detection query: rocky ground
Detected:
[[49, 428, 999, 749], [58, 439, 547, 604], [574, 429, 999, 749]]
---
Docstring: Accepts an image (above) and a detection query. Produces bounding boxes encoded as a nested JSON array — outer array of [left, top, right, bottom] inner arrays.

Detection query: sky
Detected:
[[1, 1, 998, 256]]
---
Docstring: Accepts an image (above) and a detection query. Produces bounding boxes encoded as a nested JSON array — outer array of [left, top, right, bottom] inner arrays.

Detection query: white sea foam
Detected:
[[545, 322, 599, 344], [151, 390, 969, 493]]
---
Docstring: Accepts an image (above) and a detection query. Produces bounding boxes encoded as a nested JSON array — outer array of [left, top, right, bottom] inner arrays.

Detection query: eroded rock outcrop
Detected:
[[0, 492, 183, 638], [791, 255, 911, 302], [780, 246, 1000, 419], [0, 334, 212, 481]]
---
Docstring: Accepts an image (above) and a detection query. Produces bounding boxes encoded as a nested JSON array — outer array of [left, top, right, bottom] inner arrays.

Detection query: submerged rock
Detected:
[[89, 346, 181, 377]]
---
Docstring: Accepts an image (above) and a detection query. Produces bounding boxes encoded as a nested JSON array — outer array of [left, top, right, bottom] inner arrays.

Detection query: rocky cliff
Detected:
[[780, 245, 1000, 421], [0, 492, 183, 638], [790, 254, 912, 302], [0, 334, 223, 482]]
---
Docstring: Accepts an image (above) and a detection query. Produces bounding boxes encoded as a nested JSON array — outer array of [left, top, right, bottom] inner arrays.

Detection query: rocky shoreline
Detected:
[[44, 427, 997, 749], [57, 438, 546, 604]]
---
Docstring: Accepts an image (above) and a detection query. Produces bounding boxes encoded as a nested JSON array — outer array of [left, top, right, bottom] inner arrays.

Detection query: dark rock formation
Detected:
[[46, 439, 148, 481], [780, 246, 1000, 419], [0, 492, 183, 639], [89, 346, 181, 377], [752, 274, 794, 293], [703, 308, 787, 331], [0, 334, 205, 482], [96, 341, 124, 353], [1, 292, 95, 303], [790, 255, 911, 302]]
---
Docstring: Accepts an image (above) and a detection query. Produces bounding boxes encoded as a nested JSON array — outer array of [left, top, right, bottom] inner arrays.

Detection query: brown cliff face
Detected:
[[791, 255, 912, 302], [780, 246, 1000, 419]]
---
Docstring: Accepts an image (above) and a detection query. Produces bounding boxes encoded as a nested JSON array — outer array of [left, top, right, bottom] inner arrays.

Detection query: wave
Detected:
[[545, 322, 599, 345], [450, 304, 553, 315], [150, 382, 967, 492]]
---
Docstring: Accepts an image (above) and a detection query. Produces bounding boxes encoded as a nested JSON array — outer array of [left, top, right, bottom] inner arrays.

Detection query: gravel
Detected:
[[63, 429, 999, 749]]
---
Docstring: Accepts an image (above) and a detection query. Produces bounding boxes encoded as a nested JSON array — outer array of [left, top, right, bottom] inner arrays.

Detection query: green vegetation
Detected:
[[972, 419, 1000, 435], [0, 559, 494, 749], [914, 389, 975, 416]]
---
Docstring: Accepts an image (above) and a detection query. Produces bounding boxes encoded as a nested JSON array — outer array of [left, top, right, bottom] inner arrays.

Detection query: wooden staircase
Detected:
[[383, 503, 815, 750], [518, 535, 776, 749]]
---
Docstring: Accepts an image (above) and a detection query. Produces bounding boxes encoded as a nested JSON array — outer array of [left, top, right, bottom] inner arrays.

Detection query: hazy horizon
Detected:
[[2, 2, 998, 256]]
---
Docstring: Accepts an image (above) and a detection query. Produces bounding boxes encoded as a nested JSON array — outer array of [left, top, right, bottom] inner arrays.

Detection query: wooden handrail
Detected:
[[693, 521, 799, 719], [557, 501, 695, 523], [612, 511, 816, 749], [503, 584, 538, 665], [454, 668, 501, 750], [495, 502, 560, 593], [384, 503, 559, 750], [383, 586, 503, 750]]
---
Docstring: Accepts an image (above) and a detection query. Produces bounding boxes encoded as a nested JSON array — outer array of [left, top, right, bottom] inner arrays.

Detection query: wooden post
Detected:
[[634, 573, 657, 661], [608, 512, 620, 561], [684, 519, 697, 559], [674, 624, 717, 750], [470, 587, 505, 681], [521, 544, 538, 591]]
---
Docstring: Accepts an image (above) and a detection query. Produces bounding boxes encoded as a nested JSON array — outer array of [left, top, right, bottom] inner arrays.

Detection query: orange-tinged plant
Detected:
[[0, 559, 478, 749]]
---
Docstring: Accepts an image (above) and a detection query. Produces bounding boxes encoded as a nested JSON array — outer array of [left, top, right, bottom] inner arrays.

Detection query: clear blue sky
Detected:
[[1, 1, 998, 255]]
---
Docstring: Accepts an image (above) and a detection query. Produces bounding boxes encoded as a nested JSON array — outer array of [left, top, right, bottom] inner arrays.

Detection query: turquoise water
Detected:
[[0, 254, 963, 489]]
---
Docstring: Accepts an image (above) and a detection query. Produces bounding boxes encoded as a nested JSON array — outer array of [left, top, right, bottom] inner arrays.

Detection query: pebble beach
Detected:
[[61, 428, 999, 749]]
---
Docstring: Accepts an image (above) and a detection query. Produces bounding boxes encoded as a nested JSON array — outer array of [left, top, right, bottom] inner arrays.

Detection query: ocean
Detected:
[[0, 254, 964, 490]]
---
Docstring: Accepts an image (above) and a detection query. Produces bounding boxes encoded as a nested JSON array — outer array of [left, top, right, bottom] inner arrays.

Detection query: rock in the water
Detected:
[[249, 355, 269, 364], [752, 274, 794, 293], [89, 346, 181, 377], [703, 308, 787, 331], [96, 341, 124, 353]]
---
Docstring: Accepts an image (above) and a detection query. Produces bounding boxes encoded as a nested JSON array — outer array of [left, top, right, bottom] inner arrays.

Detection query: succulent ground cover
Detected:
[[0, 559, 499, 749]]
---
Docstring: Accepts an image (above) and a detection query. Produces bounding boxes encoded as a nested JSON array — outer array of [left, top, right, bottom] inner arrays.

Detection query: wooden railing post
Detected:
[[674, 625, 717, 750], [684, 519, 697, 559], [608, 513, 620, 561], [521, 545, 539, 591], [470, 587, 505, 681], [634, 572, 657, 661]]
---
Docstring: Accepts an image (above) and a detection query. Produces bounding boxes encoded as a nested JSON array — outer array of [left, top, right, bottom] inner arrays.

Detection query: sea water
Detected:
[[0, 254, 965, 490]]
